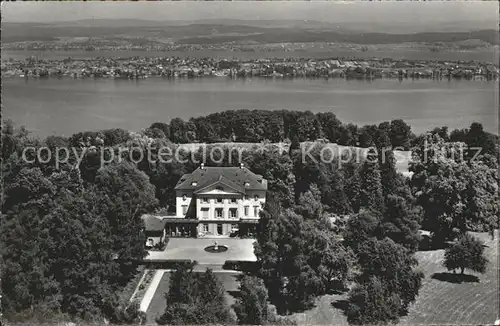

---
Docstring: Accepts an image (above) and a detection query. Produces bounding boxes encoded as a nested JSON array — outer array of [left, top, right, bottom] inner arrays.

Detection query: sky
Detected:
[[2, 1, 498, 25]]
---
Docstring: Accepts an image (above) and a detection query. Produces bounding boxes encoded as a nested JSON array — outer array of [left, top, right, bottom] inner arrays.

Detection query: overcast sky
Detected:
[[2, 1, 498, 25]]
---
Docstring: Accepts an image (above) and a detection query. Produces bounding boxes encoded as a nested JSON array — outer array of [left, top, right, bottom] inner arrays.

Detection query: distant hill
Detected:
[[4, 18, 496, 31], [2, 19, 498, 45], [176, 29, 498, 46]]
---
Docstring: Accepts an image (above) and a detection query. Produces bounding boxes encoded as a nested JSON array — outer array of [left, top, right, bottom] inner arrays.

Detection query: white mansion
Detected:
[[143, 164, 267, 244]]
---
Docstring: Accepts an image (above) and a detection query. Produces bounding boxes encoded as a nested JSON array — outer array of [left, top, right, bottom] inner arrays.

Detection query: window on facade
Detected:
[[215, 208, 223, 218], [231, 198, 237, 203], [254, 206, 259, 217], [201, 197, 208, 203], [182, 194, 187, 201], [201, 207, 209, 218], [254, 195, 259, 201], [217, 198, 223, 203], [231, 224, 239, 231], [182, 205, 188, 215], [244, 206, 249, 216], [203, 224, 209, 233], [244, 195, 249, 200], [230, 208, 237, 219]]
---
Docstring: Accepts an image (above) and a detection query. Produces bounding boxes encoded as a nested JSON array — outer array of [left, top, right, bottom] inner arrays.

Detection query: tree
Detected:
[[410, 134, 498, 242], [347, 277, 401, 325], [149, 122, 170, 139], [143, 127, 166, 139], [346, 238, 424, 324], [169, 118, 187, 143], [233, 276, 269, 325], [94, 162, 158, 281], [197, 269, 233, 324], [467, 122, 489, 153], [255, 208, 353, 314], [338, 123, 359, 146], [0, 169, 124, 322], [296, 112, 321, 141], [289, 135, 300, 152], [378, 149, 399, 199], [244, 149, 296, 208], [3, 167, 56, 211], [389, 119, 412, 150], [292, 144, 351, 214], [358, 150, 384, 214], [101, 128, 131, 146], [2, 119, 30, 160], [378, 194, 422, 253], [294, 184, 325, 220], [343, 161, 363, 213], [444, 233, 488, 275], [157, 265, 233, 325], [358, 125, 377, 148], [316, 112, 342, 143], [343, 209, 379, 253], [355, 238, 423, 313], [374, 122, 392, 150]]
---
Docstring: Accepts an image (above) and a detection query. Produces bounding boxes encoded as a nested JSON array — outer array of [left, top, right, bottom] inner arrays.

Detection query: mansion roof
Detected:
[[174, 165, 267, 193]]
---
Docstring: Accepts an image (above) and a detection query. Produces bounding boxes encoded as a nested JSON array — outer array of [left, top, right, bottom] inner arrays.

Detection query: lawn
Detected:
[[399, 231, 498, 325]]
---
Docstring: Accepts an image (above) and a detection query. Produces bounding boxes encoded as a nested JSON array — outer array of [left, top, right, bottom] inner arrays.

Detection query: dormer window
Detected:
[[254, 195, 259, 201], [182, 195, 187, 201], [191, 181, 197, 186], [216, 186, 223, 191], [244, 182, 250, 187]]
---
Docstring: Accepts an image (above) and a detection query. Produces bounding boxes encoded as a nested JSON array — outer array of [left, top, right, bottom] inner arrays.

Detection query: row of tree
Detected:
[[61, 110, 416, 150]]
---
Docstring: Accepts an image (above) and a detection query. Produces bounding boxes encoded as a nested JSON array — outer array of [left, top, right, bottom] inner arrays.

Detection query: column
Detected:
[[223, 197, 229, 220]]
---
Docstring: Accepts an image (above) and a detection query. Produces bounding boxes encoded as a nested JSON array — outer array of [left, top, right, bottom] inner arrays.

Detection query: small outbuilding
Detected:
[[143, 215, 167, 248]]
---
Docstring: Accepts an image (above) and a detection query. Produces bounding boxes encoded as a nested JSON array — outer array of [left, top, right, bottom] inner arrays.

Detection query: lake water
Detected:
[[3, 77, 497, 138]]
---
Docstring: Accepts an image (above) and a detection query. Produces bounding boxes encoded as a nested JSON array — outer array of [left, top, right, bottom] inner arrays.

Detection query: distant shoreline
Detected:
[[2, 46, 498, 63], [3, 54, 498, 81]]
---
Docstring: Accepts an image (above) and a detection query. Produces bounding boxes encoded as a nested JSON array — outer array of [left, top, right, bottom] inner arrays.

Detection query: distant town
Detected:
[[2, 56, 499, 80]]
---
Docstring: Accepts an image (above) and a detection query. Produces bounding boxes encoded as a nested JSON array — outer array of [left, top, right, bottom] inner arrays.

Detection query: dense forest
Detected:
[[1, 110, 498, 324]]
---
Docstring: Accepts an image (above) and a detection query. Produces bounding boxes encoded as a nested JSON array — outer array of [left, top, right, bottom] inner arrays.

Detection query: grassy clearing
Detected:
[[399, 231, 498, 325], [291, 231, 498, 325]]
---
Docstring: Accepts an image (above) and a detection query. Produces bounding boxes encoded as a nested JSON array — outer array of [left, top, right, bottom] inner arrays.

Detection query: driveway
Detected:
[[145, 238, 257, 264]]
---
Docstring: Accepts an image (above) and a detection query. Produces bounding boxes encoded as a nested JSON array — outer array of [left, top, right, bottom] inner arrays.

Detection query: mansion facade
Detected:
[[143, 164, 267, 243]]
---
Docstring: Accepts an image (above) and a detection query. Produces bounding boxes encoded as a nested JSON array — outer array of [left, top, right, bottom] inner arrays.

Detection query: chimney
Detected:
[[240, 163, 244, 169], [200, 163, 205, 170]]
